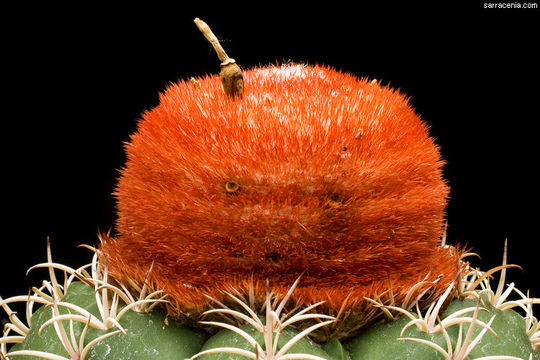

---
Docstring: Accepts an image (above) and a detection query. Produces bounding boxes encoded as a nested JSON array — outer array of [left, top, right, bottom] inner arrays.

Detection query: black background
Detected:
[[1, 4, 539, 305]]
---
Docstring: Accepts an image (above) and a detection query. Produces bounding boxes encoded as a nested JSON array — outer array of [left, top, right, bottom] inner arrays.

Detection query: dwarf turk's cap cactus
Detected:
[[2, 17, 538, 360]]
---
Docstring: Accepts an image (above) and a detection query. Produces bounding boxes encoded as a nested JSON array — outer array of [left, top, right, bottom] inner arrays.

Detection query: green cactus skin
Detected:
[[345, 295, 539, 360], [322, 338, 348, 360], [441, 297, 539, 360], [345, 315, 448, 360], [197, 319, 338, 360], [84, 310, 208, 359], [9, 282, 103, 359], [8, 281, 208, 359]]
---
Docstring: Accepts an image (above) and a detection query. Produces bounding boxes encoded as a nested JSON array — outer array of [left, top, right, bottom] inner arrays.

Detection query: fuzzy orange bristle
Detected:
[[100, 64, 460, 331]]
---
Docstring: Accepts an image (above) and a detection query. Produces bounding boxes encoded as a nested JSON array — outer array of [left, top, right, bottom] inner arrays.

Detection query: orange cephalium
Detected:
[[100, 64, 461, 332]]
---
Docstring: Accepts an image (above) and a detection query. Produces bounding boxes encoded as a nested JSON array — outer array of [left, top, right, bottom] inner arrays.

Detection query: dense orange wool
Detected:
[[101, 64, 460, 320]]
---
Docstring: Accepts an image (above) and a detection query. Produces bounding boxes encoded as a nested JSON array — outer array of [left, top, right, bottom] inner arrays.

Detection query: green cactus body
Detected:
[[442, 296, 539, 359], [84, 310, 207, 359], [198, 319, 337, 360], [9, 282, 102, 358], [345, 294, 539, 360], [8, 281, 207, 359], [346, 315, 448, 360], [322, 338, 348, 360]]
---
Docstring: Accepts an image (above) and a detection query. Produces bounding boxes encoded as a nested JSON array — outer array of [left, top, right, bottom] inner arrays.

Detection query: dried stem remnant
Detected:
[[194, 17, 244, 98]]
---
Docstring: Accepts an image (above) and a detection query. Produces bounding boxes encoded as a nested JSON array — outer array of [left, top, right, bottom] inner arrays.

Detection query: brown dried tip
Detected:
[[194, 17, 244, 98]]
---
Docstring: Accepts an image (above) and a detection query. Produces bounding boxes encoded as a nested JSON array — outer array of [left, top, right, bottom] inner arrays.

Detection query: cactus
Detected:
[[2, 18, 538, 360], [347, 243, 540, 359], [1, 242, 207, 360]]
